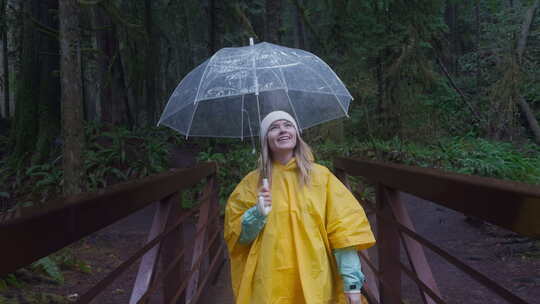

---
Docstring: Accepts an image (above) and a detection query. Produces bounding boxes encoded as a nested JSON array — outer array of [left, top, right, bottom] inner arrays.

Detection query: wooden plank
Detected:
[[206, 178, 223, 284], [187, 243, 226, 304], [399, 262, 446, 304], [167, 215, 223, 304], [334, 157, 540, 237], [0, 162, 216, 277], [129, 199, 173, 304], [185, 176, 214, 303], [359, 248, 380, 304], [377, 185, 401, 304], [77, 208, 196, 304], [388, 191, 442, 304], [162, 192, 185, 304], [383, 216, 529, 304]]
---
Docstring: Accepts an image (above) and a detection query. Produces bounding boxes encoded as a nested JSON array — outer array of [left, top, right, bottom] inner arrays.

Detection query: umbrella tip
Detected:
[[249, 37, 254, 46]]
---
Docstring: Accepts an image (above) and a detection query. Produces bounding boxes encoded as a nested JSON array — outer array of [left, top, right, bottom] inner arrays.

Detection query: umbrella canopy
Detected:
[[158, 41, 353, 139]]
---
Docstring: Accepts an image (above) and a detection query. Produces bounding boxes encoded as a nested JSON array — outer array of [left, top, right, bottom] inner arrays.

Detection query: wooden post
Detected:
[[377, 184, 401, 304], [185, 176, 214, 303], [129, 200, 173, 304], [206, 174, 224, 283], [334, 168, 349, 189], [390, 191, 442, 304], [335, 168, 381, 302], [161, 192, 185, 304]]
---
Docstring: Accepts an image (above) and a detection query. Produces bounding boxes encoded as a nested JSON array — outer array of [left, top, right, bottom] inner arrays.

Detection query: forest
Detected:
[[0, 0, 539, 205], [0, 0, 540, 298]]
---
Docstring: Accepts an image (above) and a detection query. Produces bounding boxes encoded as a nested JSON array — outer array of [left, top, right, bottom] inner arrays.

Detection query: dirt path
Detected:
[[395, 193, 539, 304]]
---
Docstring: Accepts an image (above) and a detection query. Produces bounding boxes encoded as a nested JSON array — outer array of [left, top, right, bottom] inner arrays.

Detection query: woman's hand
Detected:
[[345, 292, 361, 304], [257, 182, 272, 216]]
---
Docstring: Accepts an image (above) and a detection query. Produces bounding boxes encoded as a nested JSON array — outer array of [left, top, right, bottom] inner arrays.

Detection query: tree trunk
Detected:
[[6, 0, 21, 118], [516, 0, 540, 144], [331, 0, 347, 55], [292, 0, 305, 49], [208, 0, 224, 54], [59, 0, 85, 195], [475, 0, 480, 90], [100, 21, 124, 125], [33, 0, 61, 164], [0, 0, 8, 118], [144, 0, 157, 126], [289, 0, 326, 52], [265, 0, 281, 43], [80, 5, 103, 122], [443, 1, 458, 74], [9, 0, 40, 161], [181, 0, 195, 66]]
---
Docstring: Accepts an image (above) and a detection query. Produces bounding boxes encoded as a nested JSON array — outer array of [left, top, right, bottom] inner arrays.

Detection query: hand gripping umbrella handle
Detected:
[[257, 178, 271, 216]]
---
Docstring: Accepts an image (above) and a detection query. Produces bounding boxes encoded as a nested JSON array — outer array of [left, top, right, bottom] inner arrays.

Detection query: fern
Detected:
[[31, 256, 64, 284]]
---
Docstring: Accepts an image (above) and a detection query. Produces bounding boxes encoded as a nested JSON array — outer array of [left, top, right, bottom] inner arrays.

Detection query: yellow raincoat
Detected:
[[224, 158, 375, 304]]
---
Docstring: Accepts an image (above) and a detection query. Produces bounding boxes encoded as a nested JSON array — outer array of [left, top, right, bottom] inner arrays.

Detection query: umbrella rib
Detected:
[[157, 60, 209, 126], [278, 67, 302, 131], [301, 63, 350, 118], [313, 56, 354, 100], [241, 95, 245, 141], [186, 52, 220, 138], [208, 62, 301, 70]]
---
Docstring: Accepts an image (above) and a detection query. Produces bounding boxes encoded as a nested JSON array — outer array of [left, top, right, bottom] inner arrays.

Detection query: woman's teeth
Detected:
[[278, 136, 290, 142]]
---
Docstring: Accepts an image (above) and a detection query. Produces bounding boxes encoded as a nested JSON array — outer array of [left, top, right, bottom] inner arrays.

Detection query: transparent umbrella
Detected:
[[158, 39, 353, 140]]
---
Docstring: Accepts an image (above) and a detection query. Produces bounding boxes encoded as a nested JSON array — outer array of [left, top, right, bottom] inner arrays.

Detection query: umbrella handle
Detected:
[[257, 178, 271, 216]]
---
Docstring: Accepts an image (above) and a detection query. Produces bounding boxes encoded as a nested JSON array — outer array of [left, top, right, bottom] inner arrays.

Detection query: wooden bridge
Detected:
[[1, 157, 539, 304]]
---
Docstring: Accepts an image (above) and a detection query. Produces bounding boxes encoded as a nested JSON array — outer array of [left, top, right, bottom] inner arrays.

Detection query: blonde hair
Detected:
[[258, 130, 313, 187]]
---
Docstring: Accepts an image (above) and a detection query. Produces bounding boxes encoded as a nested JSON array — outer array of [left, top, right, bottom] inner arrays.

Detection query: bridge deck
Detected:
[[199, 260, 234, 304]]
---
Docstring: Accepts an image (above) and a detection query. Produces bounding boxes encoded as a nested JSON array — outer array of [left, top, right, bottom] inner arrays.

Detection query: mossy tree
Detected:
[[59, 0, 84, 195], [8, 0, 60, 166]]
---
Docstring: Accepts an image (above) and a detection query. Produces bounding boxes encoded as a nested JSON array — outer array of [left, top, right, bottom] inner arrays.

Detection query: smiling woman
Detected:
[[267, 120, 297, 159], [224, 111, 375, 304]]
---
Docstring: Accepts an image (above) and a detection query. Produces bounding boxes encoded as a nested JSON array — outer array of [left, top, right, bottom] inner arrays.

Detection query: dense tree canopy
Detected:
[[0, 0, 539, 196]]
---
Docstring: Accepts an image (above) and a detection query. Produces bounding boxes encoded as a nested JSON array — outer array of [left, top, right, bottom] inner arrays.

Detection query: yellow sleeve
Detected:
[[223, 171, 259, 294], [224, 171, 259, 249], [325, 171, 376, 250]]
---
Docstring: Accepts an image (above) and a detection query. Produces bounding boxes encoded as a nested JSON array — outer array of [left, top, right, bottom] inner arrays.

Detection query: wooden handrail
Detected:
[[334, 157, 536, 304], [0, 162, 217, 277], [334, 157, 540, 238]]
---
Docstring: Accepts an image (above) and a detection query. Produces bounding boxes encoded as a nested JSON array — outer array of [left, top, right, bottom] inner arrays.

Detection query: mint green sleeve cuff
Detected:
[[333, 246, 365, 292], [238, 206, 267, 244]]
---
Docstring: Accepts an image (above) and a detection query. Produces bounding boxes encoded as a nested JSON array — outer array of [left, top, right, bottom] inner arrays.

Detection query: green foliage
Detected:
[[25, 162, 63, 202], [0, 274, 23, 290], [196, 139, 258, 206], [1, 123, 172, 207], [31, 257, 64, 284], [2, 249, 91, 290], [318, 136, 540, 185], [310, 132, 540, 185], [437, 137, 540, 183], [83, 123, 169, 191]]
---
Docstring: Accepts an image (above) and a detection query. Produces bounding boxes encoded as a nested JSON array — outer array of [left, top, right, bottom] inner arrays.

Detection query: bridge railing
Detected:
[[0, 162, 225, 304], [334, 157, 540, 304]]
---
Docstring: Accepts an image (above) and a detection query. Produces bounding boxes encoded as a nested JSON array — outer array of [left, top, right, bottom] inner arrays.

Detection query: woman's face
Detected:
[[267, 119, 297, 154]]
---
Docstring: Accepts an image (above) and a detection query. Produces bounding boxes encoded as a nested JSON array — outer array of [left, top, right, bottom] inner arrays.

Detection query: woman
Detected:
[[224, 111, 375, 304]]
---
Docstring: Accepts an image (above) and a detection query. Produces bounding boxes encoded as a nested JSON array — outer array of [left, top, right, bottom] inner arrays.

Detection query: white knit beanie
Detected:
[[259, 111, 299, 139]]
